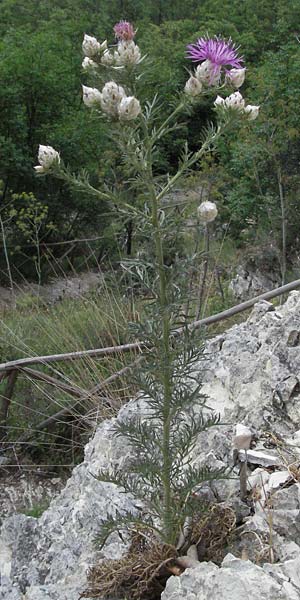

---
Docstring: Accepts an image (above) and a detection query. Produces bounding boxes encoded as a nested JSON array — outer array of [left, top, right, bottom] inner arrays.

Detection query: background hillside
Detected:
[[1, 0, 300, 282]]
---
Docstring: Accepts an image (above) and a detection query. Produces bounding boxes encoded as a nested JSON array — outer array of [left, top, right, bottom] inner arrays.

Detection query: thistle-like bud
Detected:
[[244, 104, 260, 120], [224, 91, 245, 110], [197, 201, 218, 223], [195, 60, 221, 86], [82, 85, 102, 108], [118, 96, 141, 120], [184, 76, 203, 96], [114, 41, 141, 66], [226, 67, 246, 88], [100, 81, 126, 115], [82, 34, 101, 58], [82, 57, 98, 70], [113, 20, 136, 41], [101, 50, 114, 66], [34, 145, 60, 173], [214, 95, 225, 107]]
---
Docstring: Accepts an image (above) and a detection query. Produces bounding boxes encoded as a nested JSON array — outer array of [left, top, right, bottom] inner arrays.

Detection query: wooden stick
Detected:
[[0, 278, 300, 374], [0, 341, 143, 373], [187, 278, 300, 332]]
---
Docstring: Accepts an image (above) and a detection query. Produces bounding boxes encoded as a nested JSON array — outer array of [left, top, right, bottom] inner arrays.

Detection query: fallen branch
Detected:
[[0, 341, 143, 373], [1, 278, 299, 374]]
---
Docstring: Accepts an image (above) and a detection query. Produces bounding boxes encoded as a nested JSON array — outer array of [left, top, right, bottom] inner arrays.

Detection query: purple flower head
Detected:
[[187, 36, 243, 84], [113, 20, 136, 41]]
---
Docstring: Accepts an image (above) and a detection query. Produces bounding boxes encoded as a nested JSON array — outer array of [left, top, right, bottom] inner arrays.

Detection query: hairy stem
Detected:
[[145, 125, 174, 544]]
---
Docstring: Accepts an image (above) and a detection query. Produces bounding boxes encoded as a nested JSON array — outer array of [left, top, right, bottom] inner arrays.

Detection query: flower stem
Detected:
[[145, 124, 174, 543], [151, 187, 174, 543]]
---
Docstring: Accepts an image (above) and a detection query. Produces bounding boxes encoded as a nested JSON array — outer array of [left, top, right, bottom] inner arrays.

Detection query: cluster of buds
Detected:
[[214, 91, 259, 120], [82, 34, 115, 70], [82, 22, 141, 70], [83, 81, 141, 121], [34, 145, 60, 174]]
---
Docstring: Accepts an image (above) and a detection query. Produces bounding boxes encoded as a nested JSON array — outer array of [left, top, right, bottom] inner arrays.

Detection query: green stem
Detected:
[[144, 122, 174, 543], [157, 128, 221, 203], [152, 188, 173, 543], [153, 101, 185, 143]]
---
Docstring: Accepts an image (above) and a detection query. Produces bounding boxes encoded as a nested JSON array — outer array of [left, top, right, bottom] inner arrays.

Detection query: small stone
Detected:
[[267, 470, 291, 492], [239, 449, 281, 467]]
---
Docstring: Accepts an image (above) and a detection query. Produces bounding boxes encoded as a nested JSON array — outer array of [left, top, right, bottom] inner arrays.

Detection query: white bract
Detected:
[[214, 95, 225, 107], [34, 145, 60, 173], [100, 81, 126, 115], [185, 76, 203, 96], [82, 85, 102, 107], [82, 34, 101, 58], [114, 41, 141, 66], [195, 60, 220, 86], [244, 104, 260, 120], [118, 96, 141, 120], [224, 91, 245, 110], [82, 57, 98, 70], [226, 67, 246, 88], [197, 201, 218, 223], [101, 50, 114, 66], [233, 424, 252, 450]]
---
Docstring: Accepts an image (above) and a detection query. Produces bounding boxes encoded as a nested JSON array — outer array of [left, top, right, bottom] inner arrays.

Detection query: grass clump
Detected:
[[0, 276, 140, 467]]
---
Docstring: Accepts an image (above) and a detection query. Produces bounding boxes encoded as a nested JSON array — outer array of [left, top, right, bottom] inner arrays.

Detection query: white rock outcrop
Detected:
[[1, 291, 300, 599]]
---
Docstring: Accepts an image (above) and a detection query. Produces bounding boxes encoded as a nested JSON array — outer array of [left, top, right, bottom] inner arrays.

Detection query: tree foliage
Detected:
[[1, 0, 300, 281]]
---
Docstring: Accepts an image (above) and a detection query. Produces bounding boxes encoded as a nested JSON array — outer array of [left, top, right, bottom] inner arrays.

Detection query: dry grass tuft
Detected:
[[81, 533, 178, 600], [81, 504, 236, 600]]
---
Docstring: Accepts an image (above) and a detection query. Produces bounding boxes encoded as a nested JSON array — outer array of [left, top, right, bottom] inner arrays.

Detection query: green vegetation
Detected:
[[0, 1, 300, 283]]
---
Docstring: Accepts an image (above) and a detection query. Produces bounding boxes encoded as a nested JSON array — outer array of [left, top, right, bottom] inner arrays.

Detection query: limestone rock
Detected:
[[2, 291, 300, 599], [162, 554, 298, 600]]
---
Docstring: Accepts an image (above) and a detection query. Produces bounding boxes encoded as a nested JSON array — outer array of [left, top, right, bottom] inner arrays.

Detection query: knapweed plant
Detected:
[[35, 21, 259, 564]]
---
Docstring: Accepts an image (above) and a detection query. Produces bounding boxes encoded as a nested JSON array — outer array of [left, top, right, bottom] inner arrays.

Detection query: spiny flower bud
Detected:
[[118, 96, 141, 120], [82, 85, 102, 108], [195, 59, 220, 86], [214, 95, 225, 107], [82, 57, 98, 70], [197, 201, 218, 223], [100, 81, 126, 115], [34, 145, 60, 173], [244, 104, 260, 120], [185, 76, 203, 96], [226, 67, 246, 88], [224, 91, 245, 110], [114, 41, 141, 66], [113, 20, 136, 41], [82, 34, 101, 58]]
